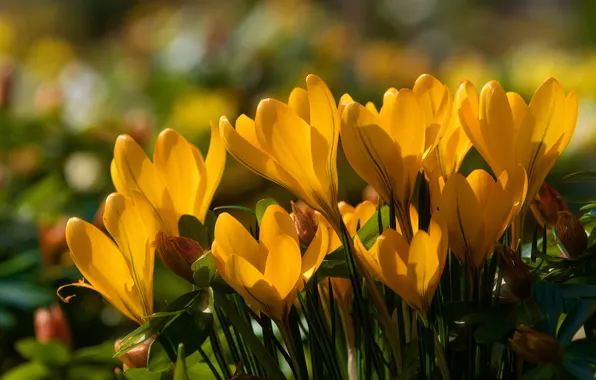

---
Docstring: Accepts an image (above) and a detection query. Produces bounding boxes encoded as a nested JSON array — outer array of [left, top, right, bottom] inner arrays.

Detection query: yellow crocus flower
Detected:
[[424, 80, 475, 181], [340, 88, 425, 240], [459, 78, 577, 208], [59, 193, 159, 324], [413, 74, 453, 161], [111, 126, 226, 235], [219, 75, 341, 231], [354, 211, 448, 317], [212, 205, 328, 322], [438, 167, 527, 270]]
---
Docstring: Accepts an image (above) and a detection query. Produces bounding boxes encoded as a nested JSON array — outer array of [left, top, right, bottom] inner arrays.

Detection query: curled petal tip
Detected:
[[306, 73, 323, 84]]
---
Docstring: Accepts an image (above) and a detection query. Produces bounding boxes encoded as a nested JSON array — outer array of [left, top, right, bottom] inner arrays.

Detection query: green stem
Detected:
[[210, 328, 231, 378], [279, 319, 305, 380]]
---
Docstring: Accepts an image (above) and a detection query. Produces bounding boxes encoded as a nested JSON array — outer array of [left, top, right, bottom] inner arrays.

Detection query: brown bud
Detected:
[[531, 182, 569, 228], [496, 245, 532, 301], [511, 325, 562, 363], [154, 232, 203, 283], [555, 211, 587, 258], [92, 200, 107, 231], [362, 185, 379, 205], [34, 303, 72, 349], [0, 63, 14, 110], [291, 201, 318, 247], [114, 336, 154, 370], [38, 217, 68, 266]]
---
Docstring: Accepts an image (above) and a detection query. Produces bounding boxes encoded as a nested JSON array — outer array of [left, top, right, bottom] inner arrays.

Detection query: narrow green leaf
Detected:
[[255, 198, 278, 225], [174, 344, 189, 380], [213, 292, 286, 380], [557, 299, 596, 346]]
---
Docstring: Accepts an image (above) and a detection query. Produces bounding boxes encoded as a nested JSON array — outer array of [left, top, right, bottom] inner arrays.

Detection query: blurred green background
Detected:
[[0, 0, 595, 377]]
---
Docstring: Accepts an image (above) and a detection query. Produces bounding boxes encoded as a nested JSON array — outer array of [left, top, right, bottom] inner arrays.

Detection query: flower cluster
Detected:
[[58, 73, 580, 378]]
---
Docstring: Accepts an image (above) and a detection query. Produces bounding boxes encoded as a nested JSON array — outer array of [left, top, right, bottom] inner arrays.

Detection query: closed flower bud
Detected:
[[291, 201, 319, 247], [362, 185, 379, 205], [530, 182, 569, 228], [114, 336, 154, 370], [555, 211, 587, 258], [34, 303, 72, 349], [154, 232, 203, 283], [496, 245, 532, 301], [511, 325, 562, 363]]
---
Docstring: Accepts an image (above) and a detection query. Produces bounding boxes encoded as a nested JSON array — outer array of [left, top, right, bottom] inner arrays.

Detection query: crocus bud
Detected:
[[555, 211, 588, 258], [92, 200, 106, 231], [291, 201, 318, 247], [34, 303, 72, 349], [114, 336, 154, 370], [362, 185, 379, 205], [530, 182, 569, 229], [0, 63, 13, 110], [496, 245, 532, 301], [511, 325, 562, 363], [154, 232, 203, 283], [38, 216, 68, 266]]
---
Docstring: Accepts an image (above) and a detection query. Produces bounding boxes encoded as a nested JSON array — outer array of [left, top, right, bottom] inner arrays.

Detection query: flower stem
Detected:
[[339, 305, 358, 380], [278, 318, 305, 380]]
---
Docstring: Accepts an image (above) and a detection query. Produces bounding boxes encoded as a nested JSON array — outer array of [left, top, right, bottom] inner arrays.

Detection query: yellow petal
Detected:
[[227, 254, 285, 320], [264, 235, 302, 299], [259, 205, 299, 250], [560, 91, 579, 152], [220, 116, 308, 202], [353, 201, 376, 227], [299, 222, 329, 285], [213, 213, 263, 271], [255, 99, 321, 193], [365, 102, 379, 116], [235, 115, 262, 150], [338, 94, 354, 116], [110, 160, 129, 196], [478, 81, 516, 176], [377, 229, 421, 312], [340, 102, 400, 204], [466, 169, 497, 215], [413, 74, 452, 152], [354, 235, 386, 283], [506, 92, 527, 132], [154, 129, 203, 228], [113, 135, 177, 235], [197, 122, 226, 221], [289, 87, 310, 123], [439, 173, 483, 265], [66, 217, 144, 324], [409, 228, 442, 311]]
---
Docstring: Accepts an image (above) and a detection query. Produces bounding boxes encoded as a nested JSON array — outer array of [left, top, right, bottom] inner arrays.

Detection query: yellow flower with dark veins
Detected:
[[423, 80, 474, 181], [219, 75, 341, 231], [354, 211, 448, 317], [340, 87, 425, 241], [439, 167, 527, 270], [459, 78, 577, 210], [111, 126, 226, 235], [212, 205, 328, 322], [59, 193, 159, 324]]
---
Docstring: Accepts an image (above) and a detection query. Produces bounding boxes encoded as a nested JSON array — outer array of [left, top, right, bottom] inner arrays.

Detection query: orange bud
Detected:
[[92, 200, 107, 231], [154, 232, 203, 283], [511, 325, 562, 363], [0, 64, 13, 110], [38, 217, 68, 266], [362, 185, 379, 205], [555, 211, 587, 258], [34, 303, 72, 349], [291, 201, 318, 247], [496, 245, 532, 301], [114, 336, 154, 370], [530, 183, 569, 228]]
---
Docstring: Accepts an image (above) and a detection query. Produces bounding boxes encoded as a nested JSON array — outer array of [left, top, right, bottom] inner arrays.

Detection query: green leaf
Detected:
[[178, 215, 209, 248], [15, 338, 70, 367], [213, 206, 256, 216], [324, 205, 390, 260], [71, 341, 120, 365], [148, 339, 172, 372], [174, 344, 189, 380], [204, 210, 216, 246], [124, 368, 168, 380], [213, 292, 286, 380], [559, 283, 596, 299], [565, 339, 596, 362], [562, 359, 595, 379], [0, 282, 53, 310], [0, 307, 15, 328], [1, 362, 53, 380], [0, 252, 38, 278], [156, 308, 214, 362], [557, 299, 596, 346], [191, 252, 217, 288], [519, 364, 557, 380], [255, 198, 278, 224], [114, 291, 203, 358], [533, 282, 565, 336], [563, 171, 596, 183]]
